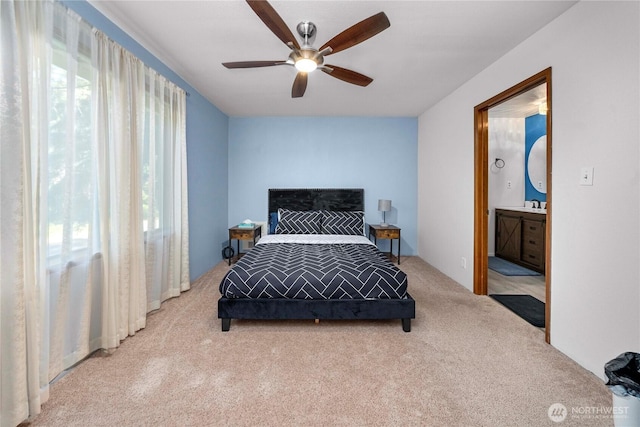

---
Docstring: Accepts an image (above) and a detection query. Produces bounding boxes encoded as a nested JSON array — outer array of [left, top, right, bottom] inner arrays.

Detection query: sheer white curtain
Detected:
[[93, 31, 149, 348], [1, 1, 49, 424], [1, 1, 189, 425], [93, 31, 190, 345], [141, 64, 190, 311]]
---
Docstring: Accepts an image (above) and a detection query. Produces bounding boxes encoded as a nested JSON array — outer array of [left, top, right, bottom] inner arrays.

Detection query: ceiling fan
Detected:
[[222, 0, 390, 98]]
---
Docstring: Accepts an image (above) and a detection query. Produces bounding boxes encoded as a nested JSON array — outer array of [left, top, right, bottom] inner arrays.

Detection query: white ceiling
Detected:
[[87, 0, 576, 117], [490, 83, 548, 118]]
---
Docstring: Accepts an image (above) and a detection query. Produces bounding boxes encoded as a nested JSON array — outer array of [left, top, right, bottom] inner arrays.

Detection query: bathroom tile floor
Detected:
[[488, 269, 546, 303]]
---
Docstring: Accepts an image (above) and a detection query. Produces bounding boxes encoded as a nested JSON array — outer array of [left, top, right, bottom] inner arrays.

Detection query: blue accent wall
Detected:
[[228, 117, 418, 255], [186, 96, 229, 280], [525, 114, 546, 202], [63, 0, 229, 280]]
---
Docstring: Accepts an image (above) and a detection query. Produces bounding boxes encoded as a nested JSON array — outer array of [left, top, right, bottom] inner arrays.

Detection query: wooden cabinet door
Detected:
[[495, 211, 521, 262]]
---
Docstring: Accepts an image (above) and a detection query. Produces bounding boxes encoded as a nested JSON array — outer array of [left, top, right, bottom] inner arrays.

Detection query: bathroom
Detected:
[[487, 83, 547, 312]]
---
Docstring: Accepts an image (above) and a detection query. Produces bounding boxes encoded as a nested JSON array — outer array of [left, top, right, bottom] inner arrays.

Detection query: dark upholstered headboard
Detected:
[[268, 188, 364, 233]]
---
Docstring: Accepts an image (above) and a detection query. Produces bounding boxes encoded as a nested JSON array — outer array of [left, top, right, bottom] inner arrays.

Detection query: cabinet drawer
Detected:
[[231, 229, 255, 240], [522, 235, 543, 251], [521, 249, 544, 268], [522, 219, 544, 236], [375, 229, 400, 239]]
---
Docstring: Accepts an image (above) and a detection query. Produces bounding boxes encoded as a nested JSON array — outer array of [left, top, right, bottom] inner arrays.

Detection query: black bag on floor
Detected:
[[605, 352, 640, 398]]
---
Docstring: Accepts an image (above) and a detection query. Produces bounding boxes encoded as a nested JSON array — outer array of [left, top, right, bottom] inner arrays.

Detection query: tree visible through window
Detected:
[[47, 49, 94, 263]]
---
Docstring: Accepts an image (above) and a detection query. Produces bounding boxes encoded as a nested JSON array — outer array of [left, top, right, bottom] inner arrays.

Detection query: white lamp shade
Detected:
[[378, 199, 391, 212]]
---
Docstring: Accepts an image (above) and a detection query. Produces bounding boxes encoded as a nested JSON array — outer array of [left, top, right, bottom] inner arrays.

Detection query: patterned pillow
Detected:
[[321, 210, 365, 235], [275, 209, 322, 234]]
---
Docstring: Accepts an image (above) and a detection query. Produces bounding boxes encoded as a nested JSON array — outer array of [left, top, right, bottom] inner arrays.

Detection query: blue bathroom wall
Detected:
[[62, 1, 229, 280], [228, 117, 418, 255], [525, 114, 547, 202]]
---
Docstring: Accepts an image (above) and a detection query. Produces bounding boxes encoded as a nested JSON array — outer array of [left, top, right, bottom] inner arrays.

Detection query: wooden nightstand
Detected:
[[228, 224, 262, 265], [368, 224, 401, 264]]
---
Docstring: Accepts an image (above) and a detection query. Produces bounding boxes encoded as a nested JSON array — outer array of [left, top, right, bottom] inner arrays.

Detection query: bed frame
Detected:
[[218, 188, 416, 332]]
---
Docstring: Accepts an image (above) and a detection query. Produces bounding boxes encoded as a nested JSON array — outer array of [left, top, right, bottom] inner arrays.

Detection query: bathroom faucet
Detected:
[[531, 199, 541, 209]]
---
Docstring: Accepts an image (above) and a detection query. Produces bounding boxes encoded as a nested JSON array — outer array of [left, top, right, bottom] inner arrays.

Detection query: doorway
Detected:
[[473, 68, 552, 343]]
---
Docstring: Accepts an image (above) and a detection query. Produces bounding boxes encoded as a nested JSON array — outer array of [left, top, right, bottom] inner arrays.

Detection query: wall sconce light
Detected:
[[378, 199, 391, 227], [538, 102, 548, 115]]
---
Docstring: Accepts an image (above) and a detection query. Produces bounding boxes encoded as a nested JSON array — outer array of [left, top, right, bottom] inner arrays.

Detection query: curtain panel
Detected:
[[0, 1, 189, 425]]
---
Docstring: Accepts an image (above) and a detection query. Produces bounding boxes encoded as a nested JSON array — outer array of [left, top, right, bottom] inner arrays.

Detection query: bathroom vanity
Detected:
[[495, 207, 546, 274]]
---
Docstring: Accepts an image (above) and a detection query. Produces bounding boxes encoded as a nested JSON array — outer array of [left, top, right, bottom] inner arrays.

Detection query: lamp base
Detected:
[[380, 223, 389, 227]]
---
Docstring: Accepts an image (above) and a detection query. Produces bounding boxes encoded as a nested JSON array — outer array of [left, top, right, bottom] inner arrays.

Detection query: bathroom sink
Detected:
[[496, 206, 547, 214]]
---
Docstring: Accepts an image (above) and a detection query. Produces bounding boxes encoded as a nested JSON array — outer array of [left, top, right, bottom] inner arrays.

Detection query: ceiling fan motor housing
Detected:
[[288, 48, 323, 66]]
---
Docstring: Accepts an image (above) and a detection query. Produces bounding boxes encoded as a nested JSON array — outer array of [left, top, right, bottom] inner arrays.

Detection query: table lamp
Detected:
[[378, 199, 391, 227]]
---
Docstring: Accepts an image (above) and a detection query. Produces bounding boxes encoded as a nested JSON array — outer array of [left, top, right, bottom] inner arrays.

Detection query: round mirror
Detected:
[[527, 135, 546, 194]]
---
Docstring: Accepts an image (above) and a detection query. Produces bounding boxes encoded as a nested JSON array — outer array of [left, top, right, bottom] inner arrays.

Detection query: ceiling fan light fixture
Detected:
[[294, 58, 317, 73]]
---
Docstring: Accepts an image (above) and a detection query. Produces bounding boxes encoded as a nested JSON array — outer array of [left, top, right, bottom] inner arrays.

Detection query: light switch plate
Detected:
[[580, 167, 594, 186]]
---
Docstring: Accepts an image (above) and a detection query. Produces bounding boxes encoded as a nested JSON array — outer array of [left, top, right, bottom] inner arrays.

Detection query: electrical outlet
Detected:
[[507, 180, 512, 189], [461, 257, 467, 269], [537, 180, 543, 190]]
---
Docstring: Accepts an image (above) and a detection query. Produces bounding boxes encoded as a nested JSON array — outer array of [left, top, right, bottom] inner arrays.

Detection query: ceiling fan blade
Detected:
[[321, 65, 373, 87], [246, 0, 300, 50], [292, 72, 308, 98], [222, 60, 287, 69], [320, 12, 390, 55]]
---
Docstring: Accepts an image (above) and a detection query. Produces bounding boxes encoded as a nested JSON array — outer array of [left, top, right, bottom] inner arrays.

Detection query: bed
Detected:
[[217, 188, 415, 332]]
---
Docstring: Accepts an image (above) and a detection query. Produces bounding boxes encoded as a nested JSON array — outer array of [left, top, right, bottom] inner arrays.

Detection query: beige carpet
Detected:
[[23, 257, 613, 426]]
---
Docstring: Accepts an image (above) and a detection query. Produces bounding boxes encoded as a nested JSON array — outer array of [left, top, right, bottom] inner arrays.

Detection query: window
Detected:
[[2, 3, 189, 423], [46, 15, 96, 266]]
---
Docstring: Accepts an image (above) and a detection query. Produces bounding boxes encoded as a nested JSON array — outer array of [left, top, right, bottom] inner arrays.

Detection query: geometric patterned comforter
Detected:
[[219, 236, 408, 300]]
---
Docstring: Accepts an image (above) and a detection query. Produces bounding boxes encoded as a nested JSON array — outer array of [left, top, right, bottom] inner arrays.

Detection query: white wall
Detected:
[[417, 1, 639, 377], [488, 117, 526, 255]]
